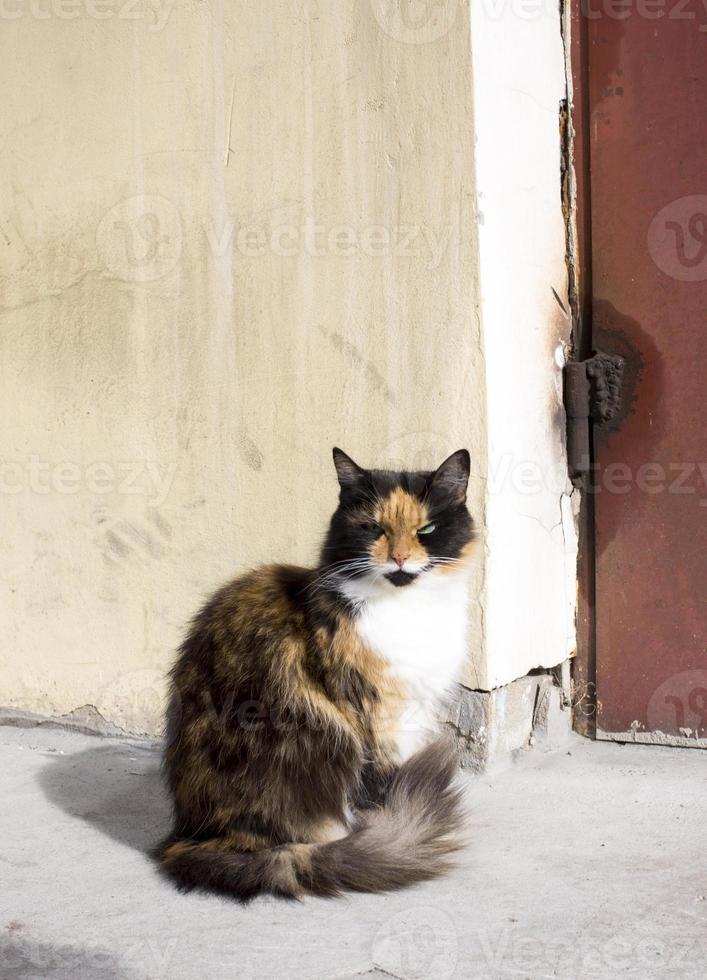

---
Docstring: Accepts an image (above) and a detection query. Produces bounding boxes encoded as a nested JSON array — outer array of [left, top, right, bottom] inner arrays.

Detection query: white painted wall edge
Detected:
[[468, 0, 579, 690]]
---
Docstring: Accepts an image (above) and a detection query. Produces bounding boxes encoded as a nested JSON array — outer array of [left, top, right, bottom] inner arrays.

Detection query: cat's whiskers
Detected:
[[301, 557, 371, 588], [430, 556, 465, 568], [304, 558, 377, 597]]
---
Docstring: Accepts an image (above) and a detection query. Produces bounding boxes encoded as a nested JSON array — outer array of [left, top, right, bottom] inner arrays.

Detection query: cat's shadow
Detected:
[[38, 737, 170, 853]]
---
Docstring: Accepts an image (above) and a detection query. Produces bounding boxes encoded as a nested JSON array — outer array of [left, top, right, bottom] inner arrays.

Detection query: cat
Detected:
[[156, 447, 475, 900]]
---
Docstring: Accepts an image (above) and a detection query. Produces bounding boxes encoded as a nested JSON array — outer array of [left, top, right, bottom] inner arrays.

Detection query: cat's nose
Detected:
[[392, 550, 410, 568]]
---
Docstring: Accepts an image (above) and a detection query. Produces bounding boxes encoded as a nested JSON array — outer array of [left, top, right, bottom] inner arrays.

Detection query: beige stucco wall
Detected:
[[1, 1, 492, 734]]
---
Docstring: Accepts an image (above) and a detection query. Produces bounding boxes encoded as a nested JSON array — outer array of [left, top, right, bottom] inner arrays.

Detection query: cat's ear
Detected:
[[429, 449, 470, 503], [332, 447, 367, 491]]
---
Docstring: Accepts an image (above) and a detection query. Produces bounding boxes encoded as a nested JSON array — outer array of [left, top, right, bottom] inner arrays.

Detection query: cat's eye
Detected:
[[366, 522, 384, 535], [417, 523, 436, 536]]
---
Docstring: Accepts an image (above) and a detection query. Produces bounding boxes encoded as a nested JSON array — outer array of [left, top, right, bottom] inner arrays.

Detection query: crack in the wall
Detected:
[[558, 1, 582, 351], [559, 96, 580, 346], [0, 704, 131, 739]]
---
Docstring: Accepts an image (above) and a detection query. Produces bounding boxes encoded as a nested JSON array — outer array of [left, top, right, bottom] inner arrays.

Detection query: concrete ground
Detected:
[[1, 725, 705, 980]]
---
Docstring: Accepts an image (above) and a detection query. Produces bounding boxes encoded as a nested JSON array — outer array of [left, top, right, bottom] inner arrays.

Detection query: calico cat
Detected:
[[156, 447, 475, 899]]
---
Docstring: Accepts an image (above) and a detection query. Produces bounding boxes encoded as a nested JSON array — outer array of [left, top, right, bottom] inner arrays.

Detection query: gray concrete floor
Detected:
[[1, 725, 705, 980]]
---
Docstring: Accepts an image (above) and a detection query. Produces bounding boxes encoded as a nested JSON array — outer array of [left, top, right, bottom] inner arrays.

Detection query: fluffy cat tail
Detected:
[[156, 739, 466, 900]]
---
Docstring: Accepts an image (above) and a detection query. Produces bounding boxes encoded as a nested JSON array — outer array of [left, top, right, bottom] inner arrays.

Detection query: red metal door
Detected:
[[586, 9, 707, 744]]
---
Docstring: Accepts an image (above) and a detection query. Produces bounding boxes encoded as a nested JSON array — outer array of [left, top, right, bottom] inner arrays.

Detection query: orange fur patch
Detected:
[[370, 488, 430, 566]]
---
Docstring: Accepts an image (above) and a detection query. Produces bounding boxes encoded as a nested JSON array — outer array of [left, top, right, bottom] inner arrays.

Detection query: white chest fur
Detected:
[[340, 571, 470, 762]]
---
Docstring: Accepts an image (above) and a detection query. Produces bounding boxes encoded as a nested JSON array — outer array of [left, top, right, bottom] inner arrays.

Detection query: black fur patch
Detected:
[[385, 569, 419, 587]]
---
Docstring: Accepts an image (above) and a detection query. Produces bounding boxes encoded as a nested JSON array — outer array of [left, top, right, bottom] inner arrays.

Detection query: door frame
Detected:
[[566, 0, 596, 738]]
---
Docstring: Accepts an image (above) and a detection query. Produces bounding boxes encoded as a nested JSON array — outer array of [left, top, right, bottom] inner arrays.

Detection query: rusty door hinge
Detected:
[[564, 352, 625, 484]]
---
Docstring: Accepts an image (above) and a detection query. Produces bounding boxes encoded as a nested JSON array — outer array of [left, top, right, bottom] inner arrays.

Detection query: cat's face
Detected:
[[321, 448, 474, 591]]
